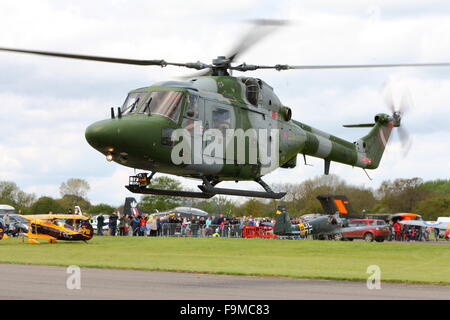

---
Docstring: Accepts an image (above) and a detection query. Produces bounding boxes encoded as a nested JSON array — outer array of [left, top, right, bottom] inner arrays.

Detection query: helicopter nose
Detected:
[[85, 119, 119, 156], [85, 115, 176, 164]]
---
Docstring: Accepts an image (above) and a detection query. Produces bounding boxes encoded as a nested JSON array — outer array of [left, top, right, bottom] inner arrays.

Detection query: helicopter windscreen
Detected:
[[121, 92, 147, 115], [136, 91, 184, 121]]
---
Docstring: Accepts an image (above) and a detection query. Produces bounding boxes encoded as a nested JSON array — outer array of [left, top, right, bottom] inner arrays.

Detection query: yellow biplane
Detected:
[[8, 214, 94, 244]]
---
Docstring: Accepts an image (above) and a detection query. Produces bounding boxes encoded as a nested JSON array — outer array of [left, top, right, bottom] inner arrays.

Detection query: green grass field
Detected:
[[0, 236, 449, 284]]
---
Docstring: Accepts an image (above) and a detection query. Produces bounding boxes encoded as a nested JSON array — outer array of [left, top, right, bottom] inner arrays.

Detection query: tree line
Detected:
[[1, 176, 449, 220]]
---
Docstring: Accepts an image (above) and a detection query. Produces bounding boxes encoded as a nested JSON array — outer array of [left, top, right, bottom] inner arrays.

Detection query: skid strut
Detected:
[[125, 173, 286, 199]]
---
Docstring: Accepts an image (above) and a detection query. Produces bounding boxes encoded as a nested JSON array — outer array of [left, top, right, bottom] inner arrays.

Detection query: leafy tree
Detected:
[[30, 196, 64, 214], [195, 196, 237, 216], [376, 178, 429, 212], [0, 181, 36, 213], [60, 178, 90, 198], [57, 194, 91, 213], [139, 176, 184, 212], [240, 199, 266, 217], [421, 179, 450, 195], [89, 203, 116, 215], [414, 195, 450, 220], [273, 175, 376, 215]]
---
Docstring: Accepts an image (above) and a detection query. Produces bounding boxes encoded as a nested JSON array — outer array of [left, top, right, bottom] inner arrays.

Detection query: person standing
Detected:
[[131, 214, 140, 236], [3, 213, 10, 235], [149, 215, 158, 237], [118, 214, 127, 236], [109, 212, 118, 236], [434, 227, 440, 241], [97, 214, 104, 236]]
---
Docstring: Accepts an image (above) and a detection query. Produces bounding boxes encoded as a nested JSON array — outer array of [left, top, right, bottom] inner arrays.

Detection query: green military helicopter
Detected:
[[1, 20, 449, 199]]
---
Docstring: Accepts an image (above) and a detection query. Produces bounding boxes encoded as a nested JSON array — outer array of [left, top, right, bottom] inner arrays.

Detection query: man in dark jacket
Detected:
[[109, 212, 118, 236], [97, 214, 104, 236]]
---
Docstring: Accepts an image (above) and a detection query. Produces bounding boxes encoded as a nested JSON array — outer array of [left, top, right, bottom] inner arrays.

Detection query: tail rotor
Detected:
[[381, 81, 413, 157]]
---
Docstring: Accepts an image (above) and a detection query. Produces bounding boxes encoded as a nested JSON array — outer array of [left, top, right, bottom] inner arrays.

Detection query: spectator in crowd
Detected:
[[220, 218, 226, 237], [97, 214, 104, 236], [118, 214, 127, 236], [138, 215, 147, 236], [156, 216, 162, 236], [150, 215, 158, 237], [205, 216, 212, 236], [248, 216, 255, 226], [146, 215, 153, 236], [131, 214, 140, 236], [109, 212, 118, 236], [434, 227, 440, 241], [3, 213, 10, 234]]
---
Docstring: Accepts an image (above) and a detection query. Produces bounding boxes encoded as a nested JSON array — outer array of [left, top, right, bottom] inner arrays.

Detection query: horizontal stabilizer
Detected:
[[343, 123, 375, 128]]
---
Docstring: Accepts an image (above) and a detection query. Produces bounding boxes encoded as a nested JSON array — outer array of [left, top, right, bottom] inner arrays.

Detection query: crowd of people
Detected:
[[93, 213, 273, 238], [391, 221, 441, 242]]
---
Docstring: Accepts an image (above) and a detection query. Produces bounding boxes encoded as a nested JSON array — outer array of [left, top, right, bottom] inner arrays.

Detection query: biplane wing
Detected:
[[21, 214, 89, 221], [19, 232, 57, 244]]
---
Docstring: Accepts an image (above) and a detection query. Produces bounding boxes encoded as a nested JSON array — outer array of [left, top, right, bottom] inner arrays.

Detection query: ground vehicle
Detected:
[[342, 219, 390, 242], [0, 213, 28, 235], [90, 215, 112, 231]]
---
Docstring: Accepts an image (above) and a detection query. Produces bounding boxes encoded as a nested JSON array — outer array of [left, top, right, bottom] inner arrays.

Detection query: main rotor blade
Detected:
[[227, 19, 288, 63], [0, 47, 210, 70], [233, 62, 450, 72], [0, 47, 167, 66]]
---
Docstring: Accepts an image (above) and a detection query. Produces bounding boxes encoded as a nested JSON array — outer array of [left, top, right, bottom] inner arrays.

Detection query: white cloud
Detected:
[[0, 0, 449, 206]]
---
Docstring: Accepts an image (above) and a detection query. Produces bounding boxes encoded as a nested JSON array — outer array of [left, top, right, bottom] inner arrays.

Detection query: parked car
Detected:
[[90, 214, 112, 231], [342, 219, 390, 242], [0, 213, 28, 235]]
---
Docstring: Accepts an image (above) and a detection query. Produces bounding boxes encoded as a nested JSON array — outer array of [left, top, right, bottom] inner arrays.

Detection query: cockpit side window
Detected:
[[185, 94, 200, 119]]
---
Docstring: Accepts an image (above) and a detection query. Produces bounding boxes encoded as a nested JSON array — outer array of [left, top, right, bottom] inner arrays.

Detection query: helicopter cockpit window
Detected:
[[121, 92, 147, 115], [136, 91, 184, 122], [185, 94, 200, 119], [242, 78, 260, 106], [212, 108, 231, 132]]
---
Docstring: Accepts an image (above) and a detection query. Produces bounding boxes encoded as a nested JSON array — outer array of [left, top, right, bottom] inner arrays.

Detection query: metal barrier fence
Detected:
[[159, 223, 243, 238]]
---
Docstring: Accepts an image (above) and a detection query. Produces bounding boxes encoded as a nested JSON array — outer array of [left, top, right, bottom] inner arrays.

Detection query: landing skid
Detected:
[[126, 173, 286, 199]]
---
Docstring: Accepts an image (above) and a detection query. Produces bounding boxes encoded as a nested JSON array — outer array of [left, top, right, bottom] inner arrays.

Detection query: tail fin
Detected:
[[123, 197, 143, 217], [273, 205, 293, 235], [316, 194, 360, 218], [78, 222, 94, 240], [360, 113, 394, 169]]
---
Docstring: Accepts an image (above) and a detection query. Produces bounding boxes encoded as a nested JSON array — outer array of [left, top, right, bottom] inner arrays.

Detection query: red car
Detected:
[[342, 219, 390, 242]]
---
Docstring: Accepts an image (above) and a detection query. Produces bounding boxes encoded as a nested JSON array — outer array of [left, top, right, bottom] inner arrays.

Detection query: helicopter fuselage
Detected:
[[85, 76, 393, 181]]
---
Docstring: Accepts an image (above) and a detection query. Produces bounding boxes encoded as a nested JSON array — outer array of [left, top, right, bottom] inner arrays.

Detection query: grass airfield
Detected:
[[0, 236, 448, 285]]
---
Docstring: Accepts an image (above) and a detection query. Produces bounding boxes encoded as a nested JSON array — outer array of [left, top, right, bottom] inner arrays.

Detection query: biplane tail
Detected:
[[78, 222, 94, 240], [123, 197, 143, 217]]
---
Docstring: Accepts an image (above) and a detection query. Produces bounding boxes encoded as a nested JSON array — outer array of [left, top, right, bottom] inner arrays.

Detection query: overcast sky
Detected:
[[0, 0, 449, 206]]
